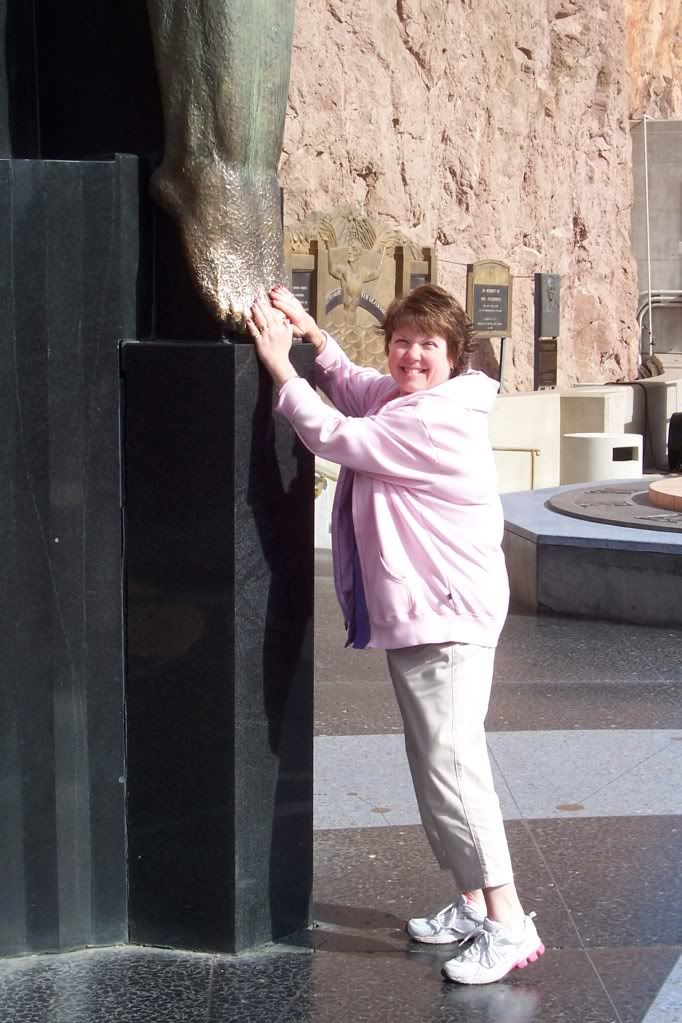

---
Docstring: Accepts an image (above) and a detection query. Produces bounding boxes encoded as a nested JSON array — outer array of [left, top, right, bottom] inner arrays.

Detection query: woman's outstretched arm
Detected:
[[269, 287, 394, 418], [247, 296, 434, 486]]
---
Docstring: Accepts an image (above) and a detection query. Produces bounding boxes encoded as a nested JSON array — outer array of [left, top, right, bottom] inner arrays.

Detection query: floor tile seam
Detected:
[[310, 933, 411, 955], [582, 947, 632, 1023], [316, 728, 682, 738], [314, 731, 682, 826], [484, 737, 519, 814], [312, 807, 682, 832], [580, 944, 682, 953], [315, 725, 682, 737], [315, 728, 682, 753], [314, 730, 403, 738], [485, 743, 600, 961], [315, 729, 682, 740], [518, 826, 625, 1023], [491, 678, 679, 687], [345, 788, 394, 826], [578, 739, 676, 804], [489, 727, 682, 741], [315, 674, 682, 689]]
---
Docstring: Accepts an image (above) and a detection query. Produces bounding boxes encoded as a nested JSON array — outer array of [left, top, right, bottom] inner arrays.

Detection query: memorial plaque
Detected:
[[466, 261, 512, 337], [533, 272, 560, 389], [473, 284, 509, 333], [291, 269, 313, 313], [410, 272, 428, 291], [537, 337, 558, 388], [536, 272, 560, 338]]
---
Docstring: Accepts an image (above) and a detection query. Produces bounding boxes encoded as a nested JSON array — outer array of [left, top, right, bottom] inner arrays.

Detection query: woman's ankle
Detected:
[[462, 889, 486, 908], [482, 883, 525, 927]]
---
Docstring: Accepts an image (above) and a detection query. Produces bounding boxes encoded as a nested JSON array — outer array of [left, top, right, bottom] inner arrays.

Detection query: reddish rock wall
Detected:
[[626, 0, 682, 118], [282, 1, 669, 390]]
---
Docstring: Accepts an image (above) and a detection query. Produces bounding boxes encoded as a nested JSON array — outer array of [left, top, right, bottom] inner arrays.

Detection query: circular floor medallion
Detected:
[[547, 477, 682, 532]]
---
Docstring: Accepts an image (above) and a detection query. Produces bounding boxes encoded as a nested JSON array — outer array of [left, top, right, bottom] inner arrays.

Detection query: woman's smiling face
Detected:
[[387, 322, 454, 395]]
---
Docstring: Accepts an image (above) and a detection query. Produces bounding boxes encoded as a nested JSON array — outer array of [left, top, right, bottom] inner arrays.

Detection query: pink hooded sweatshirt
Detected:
[[277, 333, 509, 649]]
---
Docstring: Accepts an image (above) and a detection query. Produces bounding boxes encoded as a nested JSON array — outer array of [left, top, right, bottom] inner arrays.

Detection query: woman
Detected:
[[246, 284, 544, 985]]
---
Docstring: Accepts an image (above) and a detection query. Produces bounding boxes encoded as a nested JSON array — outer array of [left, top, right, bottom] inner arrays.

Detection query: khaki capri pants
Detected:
[[386, 642, 514, 892]]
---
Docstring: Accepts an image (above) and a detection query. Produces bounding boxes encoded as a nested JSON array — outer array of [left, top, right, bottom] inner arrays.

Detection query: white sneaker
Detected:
[[441, 913, 545, 984], [407, 895, 486, 944]]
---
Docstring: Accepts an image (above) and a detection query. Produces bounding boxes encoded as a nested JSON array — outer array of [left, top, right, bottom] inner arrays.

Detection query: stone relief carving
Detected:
[[145, 0, 296, 328], [327, 242, 386, 326], [285, 207, 429, 370]]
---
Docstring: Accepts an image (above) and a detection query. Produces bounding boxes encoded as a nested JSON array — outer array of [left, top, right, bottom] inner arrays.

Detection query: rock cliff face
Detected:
[[626, 0, 682, 118], [282, 0, 651, 390]]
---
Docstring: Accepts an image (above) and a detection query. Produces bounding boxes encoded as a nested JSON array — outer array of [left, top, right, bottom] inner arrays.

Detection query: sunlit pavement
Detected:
[[1, 567, 680, 1023]]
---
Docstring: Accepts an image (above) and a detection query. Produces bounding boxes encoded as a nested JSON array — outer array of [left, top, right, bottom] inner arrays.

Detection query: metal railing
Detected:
[[637, 290, 682, 357], [493, 447, 541, 490], [314, 457, 341, 499]]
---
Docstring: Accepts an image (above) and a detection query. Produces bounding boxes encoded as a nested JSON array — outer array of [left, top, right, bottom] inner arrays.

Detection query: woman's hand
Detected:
[[270, 285, 326, 354], [246, 296, 297, 389]]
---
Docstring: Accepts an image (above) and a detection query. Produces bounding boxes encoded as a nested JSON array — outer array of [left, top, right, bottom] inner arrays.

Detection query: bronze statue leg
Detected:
[[146, 0, 295, 326]]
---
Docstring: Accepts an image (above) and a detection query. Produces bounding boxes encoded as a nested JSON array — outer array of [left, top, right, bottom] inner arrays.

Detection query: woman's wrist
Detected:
[[305, 326, 326, 354], [270, 363, 298, 390]]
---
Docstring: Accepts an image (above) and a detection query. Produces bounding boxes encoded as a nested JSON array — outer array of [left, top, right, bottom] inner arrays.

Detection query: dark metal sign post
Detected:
[[533, 272, 561, 389]]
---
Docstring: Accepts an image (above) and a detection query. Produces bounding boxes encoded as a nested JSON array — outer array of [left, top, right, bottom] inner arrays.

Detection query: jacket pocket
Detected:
[[363, 550, 416, 623], [378, 550, 409, 585]]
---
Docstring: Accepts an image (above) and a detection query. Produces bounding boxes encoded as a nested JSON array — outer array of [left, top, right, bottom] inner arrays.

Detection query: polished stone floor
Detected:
[[1, 569, 680, 1023]]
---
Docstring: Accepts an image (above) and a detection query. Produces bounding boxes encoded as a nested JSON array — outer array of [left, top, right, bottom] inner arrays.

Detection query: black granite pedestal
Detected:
[[1, 150, 315, 958], [0, 155, 142, 956], [122, 342, 314, 953], [1, 0, 315, 962]]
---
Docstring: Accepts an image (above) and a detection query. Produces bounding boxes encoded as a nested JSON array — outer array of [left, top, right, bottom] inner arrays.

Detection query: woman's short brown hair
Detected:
[[380, 283, 478, 376]]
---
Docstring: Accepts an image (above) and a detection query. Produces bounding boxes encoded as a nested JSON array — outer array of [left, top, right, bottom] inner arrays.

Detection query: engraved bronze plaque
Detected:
[[535, 272, 561, 338], [466, 261, 512, 337], [537, 337, 558, 388], [473, 284, 509, 333], [534, 272, 560, 389]]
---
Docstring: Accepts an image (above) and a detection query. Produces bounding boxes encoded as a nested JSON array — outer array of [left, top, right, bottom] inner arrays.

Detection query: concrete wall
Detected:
[[631, 119, 682, 356], [491, 376, 682, 490], [488, 393, 561, 493]]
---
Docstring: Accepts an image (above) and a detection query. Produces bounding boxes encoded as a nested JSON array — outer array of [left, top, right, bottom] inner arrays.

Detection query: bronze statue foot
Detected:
[[151, 158, 287, 328]]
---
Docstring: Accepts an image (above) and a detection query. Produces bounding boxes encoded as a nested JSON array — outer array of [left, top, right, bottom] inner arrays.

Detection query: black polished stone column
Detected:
[[0, 155, 142, 955], [1, 0, 315, 961], [0, 0, 39, 158], [122, 341, 314, 953]]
